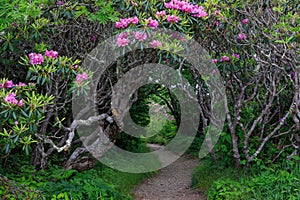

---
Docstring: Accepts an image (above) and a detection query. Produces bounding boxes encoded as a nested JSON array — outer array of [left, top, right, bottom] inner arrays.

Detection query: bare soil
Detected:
[[132, 144, 206, 200]]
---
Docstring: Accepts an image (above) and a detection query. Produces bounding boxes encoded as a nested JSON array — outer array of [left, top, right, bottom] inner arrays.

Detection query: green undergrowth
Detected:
[[192, 158, 300, 200], [1, 161, 155, 200], [1, 141, 158, 199]]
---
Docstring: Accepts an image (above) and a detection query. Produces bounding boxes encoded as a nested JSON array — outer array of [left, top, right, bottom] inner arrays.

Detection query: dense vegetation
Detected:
[[0, 0, 299, 199]]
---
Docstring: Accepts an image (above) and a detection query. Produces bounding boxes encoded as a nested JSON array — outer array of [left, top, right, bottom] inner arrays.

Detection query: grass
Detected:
[[191, 158, 300, 200]]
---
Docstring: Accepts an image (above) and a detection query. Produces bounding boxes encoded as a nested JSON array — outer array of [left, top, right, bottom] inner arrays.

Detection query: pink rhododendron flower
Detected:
[[117, 32, 129, 39], [242, 18, 248, 24], [232, 53, 240, 59], [156, 11, 166, 18], [149, 40, 162, 48], [29, 53, 44, 65], [4, 80, 13, 88], [115, 18, 129, 29], [14, 121, 18, 125], [215, 21, 221, 26], [16, 82, 27, 87], [116, 32, 130, 46], [134, 32, 147, 41], [214, 10, 221, 15], [4, 93, 18, 105], [212, 59, 218, 64], [115, 17, 139, 29], [12, 22, 18, 27], [147, 18, 159, 29], [0, 83, 3, 88], [18, 99, 24, 107], [57, 1, 64, 5], [76, 73, 88, 84], [128, 16, 139, 24], [90, 35, 96, 42], [182, 4, 194, 13], [290, 70, 295, 78], [116, 37, 129, 47], [191, 6, 208, 18], [45, 50, 58, 59], [81, 72, 88, 80], [167, 15, 180, 23], [238, 33, 247, 41], [220, 56, 230, 62], [164, 0, 208, 18]]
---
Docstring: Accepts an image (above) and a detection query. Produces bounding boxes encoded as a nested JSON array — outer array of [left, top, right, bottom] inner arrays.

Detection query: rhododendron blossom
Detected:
[[115, 18, 129, 29], [45, 50, 58, 59], [90, 35, 96, 42], [128, 16, 139, 24], [18, 99, 24, 107], [76, 73, 88, 84], [238, 33, 247, 41], [147, 18, 159, 29], [134, 32, 147, 41], [164, 0, 208, 18], [28, 53, 44, 65], [156, 10, 166, 18], [220, 56, 230, 62], [212, 59, 218, 64], [4, 80, 13, 88], [232, 53, 240, 59], [149, 40, 162, 48], [117, 32, 129, 39], [4, 93, 18, 105], [115, 17, 139, 29], [242, 18, 248, 24], [167, 15, 180, 23], [214, 10, 221, 15], [16, 82, 27, 87]]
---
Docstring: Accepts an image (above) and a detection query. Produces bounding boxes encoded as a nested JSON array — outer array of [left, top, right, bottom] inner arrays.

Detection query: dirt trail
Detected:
[[132, 144, 206, 200]]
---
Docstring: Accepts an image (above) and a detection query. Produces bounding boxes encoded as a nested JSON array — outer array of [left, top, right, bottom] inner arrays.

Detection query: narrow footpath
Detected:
[[132, 144, 206, 200]]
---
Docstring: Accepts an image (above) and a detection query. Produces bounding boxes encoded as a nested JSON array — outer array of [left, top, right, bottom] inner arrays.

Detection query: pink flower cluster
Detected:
[[147, 17, 159, 29], [116, 32, 129, 47], [76, 72, 88, 84], [156, 11, 166, 18], [238, 33, 247, 41], [220, 56, 230, 62], [213, 53, 240, 64], [116, 31, 162, 49], [29, 53, 44, 65], [57, 1, 64, 6], [242, 18, 248, 24], [4, 93, 24, 107], [45, 50, 58, 59], [29, 50, 59, 65], [232, 53, 240, 59], [134, 31, 147, 41], [149, 40, 162, 48], [115, 17, 139, 29], [164, 0, 208, 18], [0, 80, 27, 88], [167, 15, 180, 23]]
